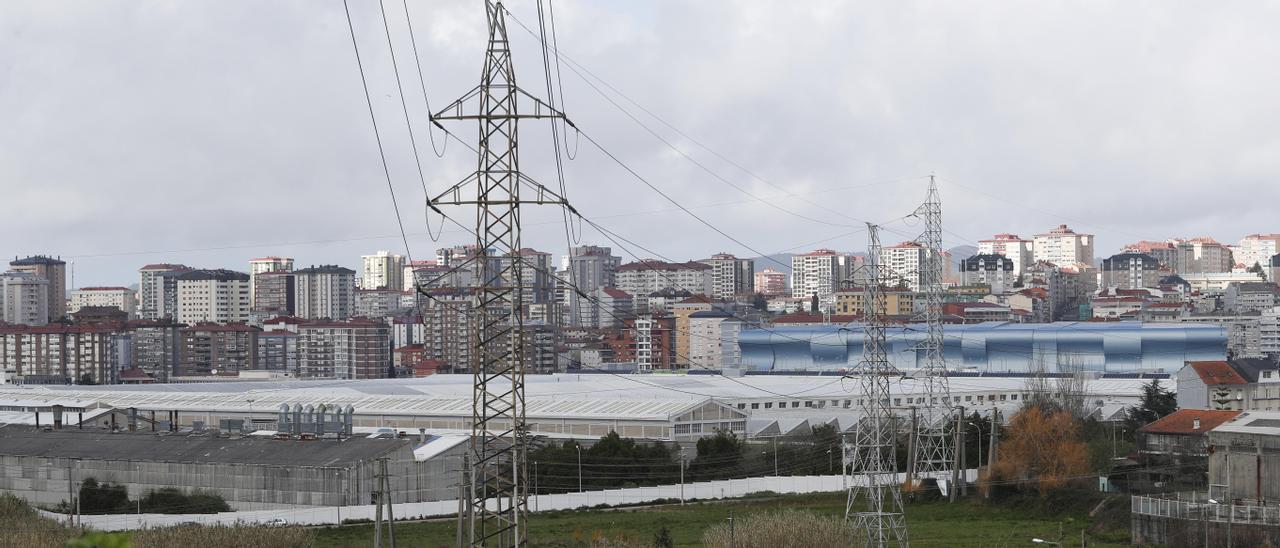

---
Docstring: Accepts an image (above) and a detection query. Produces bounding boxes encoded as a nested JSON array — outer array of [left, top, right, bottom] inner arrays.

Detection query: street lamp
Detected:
[[969, 420, 983, 466], [575, 445, 583, 492]]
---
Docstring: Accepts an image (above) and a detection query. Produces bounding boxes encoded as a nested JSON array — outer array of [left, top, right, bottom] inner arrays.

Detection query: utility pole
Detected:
[[910, 175, 956, 501], [374, 465, 383, 548], [845, 224, 909, 547], [426, 2, 572, 545], [985, 407, 999, 500], [66, 458, 76, 527], [773, 436, 779, 476], [383, 458, 396, 548], [457, 455, 467, 548], [679, 449, 686, 505], [373, 457, 396, 548], [954, 406, 964, 500]]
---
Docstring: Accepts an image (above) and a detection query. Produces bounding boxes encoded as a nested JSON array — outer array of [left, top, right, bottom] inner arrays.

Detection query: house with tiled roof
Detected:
[[1176, 359, 1280, 411], [1139, 408, 1241, 457]]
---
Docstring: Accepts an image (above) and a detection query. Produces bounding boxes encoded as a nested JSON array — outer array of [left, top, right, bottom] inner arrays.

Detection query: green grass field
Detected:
[[314, 490, 1132, 547]]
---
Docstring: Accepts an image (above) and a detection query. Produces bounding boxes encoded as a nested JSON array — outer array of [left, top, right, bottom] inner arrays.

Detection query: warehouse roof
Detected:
[[0, 373, 1150, 422], [0, 424, 404, 466]]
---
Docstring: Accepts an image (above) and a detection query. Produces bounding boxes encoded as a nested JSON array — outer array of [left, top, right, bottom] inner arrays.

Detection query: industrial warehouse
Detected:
[[0, 372, 1157, 443]]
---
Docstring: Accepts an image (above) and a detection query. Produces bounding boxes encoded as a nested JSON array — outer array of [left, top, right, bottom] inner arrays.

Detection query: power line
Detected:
[[341, 0, 415, 266]]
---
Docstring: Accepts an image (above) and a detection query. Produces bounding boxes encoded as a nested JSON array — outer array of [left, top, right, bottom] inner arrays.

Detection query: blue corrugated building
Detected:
[[737, 321, 1226, 374]]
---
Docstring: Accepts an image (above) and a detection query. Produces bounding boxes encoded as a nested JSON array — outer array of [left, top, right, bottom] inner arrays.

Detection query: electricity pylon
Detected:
[[909, 175, 955, 496], [426, 2, 570, 545], [845, 223, 910, 547]]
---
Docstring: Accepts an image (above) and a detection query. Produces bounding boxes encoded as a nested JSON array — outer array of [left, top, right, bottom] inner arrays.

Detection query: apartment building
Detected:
[[616, 260, 712, 309], [361, 250, 404, 291], [754, 267, 786, 297], [959, 253, 1016, 294], [672, 296, 715, 368], [298, 318, 390, 379], [137, 264, 191, 320], [129, 320, 182, 382], [978, 234, 1035, 277], [790, 249, 856, 311], [248, 256, 293, 302], [177, 323, 258, 376], [174, 269, 251, 324], [1033, 224, 1095, 267], [420, 288, 473, 372], [1100, 252, 1161, 290], [0, 324, 120, 384], [686, 310, 743, 370], [699, 253, 754, 299], [1224, 282, 1279, 314], [0, 271, 49, 326], [834, 288, 916, 317], [294, 265, 355, 320], [252, 270, 296, 317], [8, 256, 67, 321], [354, 288, 404, 318], [1123, 241, 1178, 270], [70, 287, 138, 319], [1237, 234, 1280, 274], [1172, 237, 1234, 275]]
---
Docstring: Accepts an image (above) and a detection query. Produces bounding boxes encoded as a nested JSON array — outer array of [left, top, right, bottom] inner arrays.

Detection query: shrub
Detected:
[[701, 509, 849, 548], [140, 487, 231, 514]]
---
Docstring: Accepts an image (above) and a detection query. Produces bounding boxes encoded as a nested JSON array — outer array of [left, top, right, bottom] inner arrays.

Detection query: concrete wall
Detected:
[[0, 443, 465, 510], [1207, 431, 1280, 502]]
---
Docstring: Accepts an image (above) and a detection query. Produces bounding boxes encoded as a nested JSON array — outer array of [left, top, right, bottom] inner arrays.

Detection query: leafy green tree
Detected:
[[1123, 379, 1176, 432], [78, 478, 130, 514], [690, 430, 744, 481]]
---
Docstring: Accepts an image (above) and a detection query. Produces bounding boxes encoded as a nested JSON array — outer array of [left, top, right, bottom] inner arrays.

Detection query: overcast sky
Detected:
[[3, 1, 1279, 287]]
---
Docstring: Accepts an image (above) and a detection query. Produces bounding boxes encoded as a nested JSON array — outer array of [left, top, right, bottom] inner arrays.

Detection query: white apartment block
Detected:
[[294, 265, 356, 320], [790, 249, 855, 311], [361, 250, 404, 290], [174, 269, 251, 324], [0, 271, 49, 326], [1262, 307, 1280, 357], [1033, 224, 1095, 267], [615, 260, 712, 299], [70, 287, 138, 319], [138, 264, 191, 320], [699, 253, 754, 300], [879, 242, 927, 291], [1236, 235, 1280, 275], [978, 234, 1035, 277], [401, 260, 436, 291]]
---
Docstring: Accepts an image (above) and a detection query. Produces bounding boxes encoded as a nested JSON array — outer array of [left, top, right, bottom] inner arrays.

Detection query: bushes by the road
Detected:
[[0, 492, 310, 548]]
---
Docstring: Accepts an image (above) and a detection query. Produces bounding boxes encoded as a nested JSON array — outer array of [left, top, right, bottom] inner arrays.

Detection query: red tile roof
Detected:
[[1187, 361, 1248, 385], [601, 287, 631, 299], [1139, 409, 1241, 435]]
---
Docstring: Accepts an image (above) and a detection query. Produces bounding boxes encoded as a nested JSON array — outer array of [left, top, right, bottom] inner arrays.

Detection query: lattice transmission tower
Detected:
[[426, 2, 570, 545], [845, 223, 910, 547], [909, 175, 955, 494]]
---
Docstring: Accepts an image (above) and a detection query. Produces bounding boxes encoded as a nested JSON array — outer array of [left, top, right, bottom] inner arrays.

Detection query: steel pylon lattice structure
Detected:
[[845, 223, 910, 548], [426, 2, 570, 545], [909, 175, 955, 488]]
